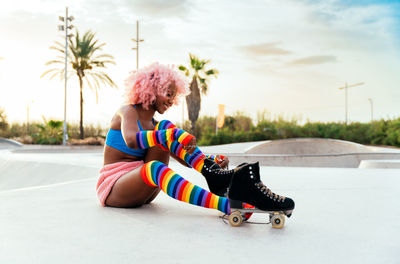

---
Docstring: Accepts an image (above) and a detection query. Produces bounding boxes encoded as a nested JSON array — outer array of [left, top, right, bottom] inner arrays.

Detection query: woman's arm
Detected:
[[170, 152, 191, 167], [120, 110, 195, 152], [119, 106, 141, 149]]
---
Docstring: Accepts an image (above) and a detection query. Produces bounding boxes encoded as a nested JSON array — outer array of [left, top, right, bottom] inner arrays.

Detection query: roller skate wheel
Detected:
[[228, 211, 243, 227], [270, 212, 285, 229]]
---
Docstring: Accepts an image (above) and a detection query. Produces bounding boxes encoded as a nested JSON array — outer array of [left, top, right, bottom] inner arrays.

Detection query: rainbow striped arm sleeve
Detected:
[[135, 128, 194, 149], [205, 154, 226, 163], [154, 120, 177, 151]]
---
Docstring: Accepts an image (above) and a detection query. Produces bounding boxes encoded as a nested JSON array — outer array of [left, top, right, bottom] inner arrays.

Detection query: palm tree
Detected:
[[179, 53, 218, 134], [42, 30, 117, 139]]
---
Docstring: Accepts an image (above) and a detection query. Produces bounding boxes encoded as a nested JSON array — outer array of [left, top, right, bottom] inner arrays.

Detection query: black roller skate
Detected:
[[227, 162, 295, 228], [201, 158, 235, 196], [202, 159, 255, 221]]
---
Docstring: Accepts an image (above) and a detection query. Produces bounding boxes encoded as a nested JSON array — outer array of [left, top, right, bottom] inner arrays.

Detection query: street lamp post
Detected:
[[131, 20, 144, 69], [338, 82, 364, 125], [368, 98, 374, 122], [27, 104, 29, 133], [58, 7, 74, 146], [26, 100, 34, 133]]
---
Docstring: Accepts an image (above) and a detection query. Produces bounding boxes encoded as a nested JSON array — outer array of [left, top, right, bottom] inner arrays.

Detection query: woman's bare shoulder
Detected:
[[110, 105, 138, 129], [118, 105, 139, 118]]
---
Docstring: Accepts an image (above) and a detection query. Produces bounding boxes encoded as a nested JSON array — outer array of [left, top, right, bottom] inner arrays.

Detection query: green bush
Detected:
[[384, 118, 400, 147], [31, 119, 63, 144], [1, 119, 107, 145], [2, 111, 400, 147], [196, 115, 400, 147]]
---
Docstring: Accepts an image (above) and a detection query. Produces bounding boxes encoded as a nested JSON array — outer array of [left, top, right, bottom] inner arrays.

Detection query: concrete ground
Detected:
[[1, 140, 399, 264]]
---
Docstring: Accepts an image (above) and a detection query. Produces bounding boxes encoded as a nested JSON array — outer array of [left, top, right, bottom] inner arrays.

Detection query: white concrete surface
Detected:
[[1, 143, 399, 264]]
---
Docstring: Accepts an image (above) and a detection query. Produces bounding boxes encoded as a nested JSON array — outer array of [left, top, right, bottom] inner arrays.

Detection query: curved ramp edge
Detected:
[[246, 138, 375, 155]]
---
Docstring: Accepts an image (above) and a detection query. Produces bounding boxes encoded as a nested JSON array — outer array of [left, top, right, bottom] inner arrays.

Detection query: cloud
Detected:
[[307, 10, 337, 26], [288, 55, 337, 66], [122, 0, 192, 19], [239, 42, 292, 56]]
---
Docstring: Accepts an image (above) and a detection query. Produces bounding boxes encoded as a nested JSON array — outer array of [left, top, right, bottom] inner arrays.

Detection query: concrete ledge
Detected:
[[359, 160, 400, 168], [10, 145, 104, 153]]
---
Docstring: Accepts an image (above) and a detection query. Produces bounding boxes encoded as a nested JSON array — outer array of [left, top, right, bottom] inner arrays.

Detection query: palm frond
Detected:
[[199, 60, 210, 70], [92, 54, 114, 60], [89, 42, 105, 53], [92, 72, 117, 88], [91, 74, 102, 104], [52, 40, 65, 49], [90, 60, 116, 67], [49, 46, 65, 54], [41, 68, 61, 78], [45, 60, 64, 66], [49, 71, 62, 80], [178, 65, 190, 77], [84, 75, 95, 91], [189, 53, 198, 69], [199, 77, 209, 95], [205, 68, 219, 76]]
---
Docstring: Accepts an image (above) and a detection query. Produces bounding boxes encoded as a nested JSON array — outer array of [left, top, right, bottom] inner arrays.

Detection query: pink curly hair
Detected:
[[124, 62, 188, 109]]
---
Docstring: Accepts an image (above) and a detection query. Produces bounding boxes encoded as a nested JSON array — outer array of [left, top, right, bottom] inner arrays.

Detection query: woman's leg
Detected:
[[105, 145, 169, 207], [153, 121, 254, 219], [105, 148, 230, 214], [141, 160, 230, 214]]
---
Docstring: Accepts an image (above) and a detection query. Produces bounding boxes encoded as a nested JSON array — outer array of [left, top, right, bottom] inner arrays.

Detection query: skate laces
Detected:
[[207, 160, 233, 175], [255, 182, 285, 202]]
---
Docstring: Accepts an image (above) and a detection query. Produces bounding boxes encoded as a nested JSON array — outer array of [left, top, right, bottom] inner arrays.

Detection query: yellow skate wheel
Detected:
[[270, 212, 285, 229], [228, 211, 243, 227]]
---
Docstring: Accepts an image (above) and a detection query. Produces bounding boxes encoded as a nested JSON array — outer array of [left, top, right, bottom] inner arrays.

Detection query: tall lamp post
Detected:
[[26, 100, 34, 133], [338, 82, 364, 125], [58, 7, 74, 146], [368, 98, 374, 122], [131, 20, 144, 69]]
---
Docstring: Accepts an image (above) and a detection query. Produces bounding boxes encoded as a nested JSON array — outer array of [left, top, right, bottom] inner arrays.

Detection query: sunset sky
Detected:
[[0, 0, 399, 127]]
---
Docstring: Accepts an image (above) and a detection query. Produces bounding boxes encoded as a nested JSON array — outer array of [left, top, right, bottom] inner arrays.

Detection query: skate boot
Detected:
[[228, 162, 295, 216], [201, 158, 235, 196]]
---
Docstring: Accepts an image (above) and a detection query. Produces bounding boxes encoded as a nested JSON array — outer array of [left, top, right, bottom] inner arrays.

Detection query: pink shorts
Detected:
[[96, 161, 144, 206]]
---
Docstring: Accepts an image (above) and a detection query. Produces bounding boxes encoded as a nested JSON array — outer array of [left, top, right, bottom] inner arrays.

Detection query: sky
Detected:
[[0, 0, 400, 127]]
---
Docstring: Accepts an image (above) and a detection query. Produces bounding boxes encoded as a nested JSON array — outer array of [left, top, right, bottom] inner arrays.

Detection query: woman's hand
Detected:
[[215, 155, 229, 169], [183, 137, 197, 155]]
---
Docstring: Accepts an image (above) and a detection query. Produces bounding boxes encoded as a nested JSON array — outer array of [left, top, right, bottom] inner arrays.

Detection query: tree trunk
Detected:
[[186, 76, 201, 135], [79, 75, 84, 139]]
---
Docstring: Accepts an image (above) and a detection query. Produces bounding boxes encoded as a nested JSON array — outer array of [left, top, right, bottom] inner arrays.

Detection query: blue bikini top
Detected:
[[105, 105, 155, 157]]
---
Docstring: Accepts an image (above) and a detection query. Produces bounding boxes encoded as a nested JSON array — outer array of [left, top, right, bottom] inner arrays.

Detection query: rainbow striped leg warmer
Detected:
[[153, 120, 225, 172], [141, 160, 231, 214]]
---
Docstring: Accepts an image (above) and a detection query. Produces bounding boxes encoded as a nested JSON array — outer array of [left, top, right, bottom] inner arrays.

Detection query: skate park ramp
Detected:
[[245, 138, 373, 154], [0, 138, 23, 149], [205, 138, 400, 168], [0, 143, 399, 264]]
